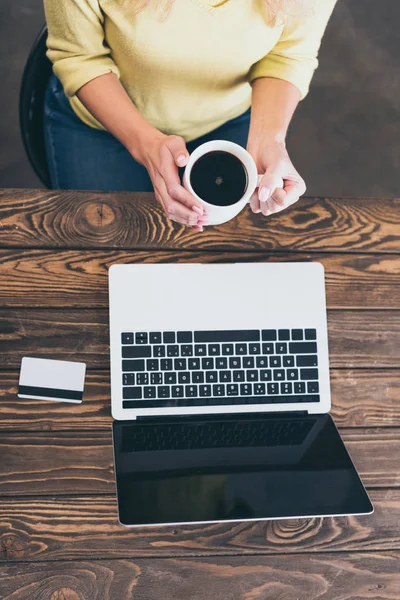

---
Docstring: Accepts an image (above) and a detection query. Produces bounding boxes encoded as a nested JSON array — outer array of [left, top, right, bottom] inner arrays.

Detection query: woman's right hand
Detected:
[[140, 132, 208, 232]]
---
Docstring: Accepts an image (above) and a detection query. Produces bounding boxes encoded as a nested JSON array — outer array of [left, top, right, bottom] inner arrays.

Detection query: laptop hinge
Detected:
[[136, 410, 309, 423]]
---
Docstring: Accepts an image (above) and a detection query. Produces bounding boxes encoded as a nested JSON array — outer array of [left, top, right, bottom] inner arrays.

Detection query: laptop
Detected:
[[109, 262, 373, 527]]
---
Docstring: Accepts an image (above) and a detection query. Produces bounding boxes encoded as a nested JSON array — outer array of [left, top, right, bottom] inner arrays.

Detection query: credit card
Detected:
[[18, 357, 86, 403]]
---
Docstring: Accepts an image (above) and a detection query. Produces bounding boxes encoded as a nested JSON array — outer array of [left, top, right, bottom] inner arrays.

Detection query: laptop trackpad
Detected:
[[113, 414, 373, 526]]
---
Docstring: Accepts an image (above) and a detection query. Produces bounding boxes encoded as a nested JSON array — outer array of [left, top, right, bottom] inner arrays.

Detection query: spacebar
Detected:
[[194, 330, 260, 342]]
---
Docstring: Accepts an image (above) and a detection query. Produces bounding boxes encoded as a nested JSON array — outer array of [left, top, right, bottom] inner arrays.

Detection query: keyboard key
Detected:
[[163, 332, 175, 343], [188, 358, 201, 370], [283, 356, 295, 367], [209, 344, 220, 356], [229, 357, 241, 369], [181, 345, 193, 357], [167, 345, 179, 357], [227, 384, 239, 395], [254, 383, 266, 395], [122, 359, 145, 372], [121, 332, 133, 345], [137, 373, 149, 385], [249, 343, 261, 355], [202, 357, 214, 370], [281, 382, 292, 394], [146, 359, 159, 371], [151, 372, 163, 385], [149, 332, 162, 344], [243, 357, 254, 369], [222, 344, 234, 355], [291, 329, 303, 340], [136, 332, 148, 344], [178, 372, 190, 384], [278, 329, 290, 341], [177, 331, 192, 343], [275, 343, 287, 354], [164, 372, 177, 384], [123, 387, 142, 399], [262, 330, 277, 341], [273, 369, 285, 381], [305, 329, 317, 340], [161, 359, 173, 371], [219, 371, 231, 382], [174, 358, 187, 370], [213, 384, 225, 396], [195, 330, 260, 342], [289, 342, 317, 354], [192, 371, 204, 383], [195, 344, 207, 356], [262, 343, 274, 354], [123, 400, 171, 409], [235, 343, 247, 355], [144, 386, 156, 399], [308, 381, 319, 394], [157, 386, 170, 399], [199, 385, 212, 397], [270, 356, 281, 368], [123, 373, 135, 386], [300, 368, 319, 380], [297, 355, 318, 367], [122, 345, 151, 359], [233, 370, 245, 382], [246, 370, 258, 382], [153, 345, 165, 358], [267, 382, 279, 394], [294, 382, 306, 394], [172, 385, 184, 398], [256, 356, 268, 368], [287, 369, 299, 380], [206, 371, 218, 383], [240, 383, 252, 395], [216, 357, 228, 369], [260, 369, 272, 381], [185, 385, 198, 398]]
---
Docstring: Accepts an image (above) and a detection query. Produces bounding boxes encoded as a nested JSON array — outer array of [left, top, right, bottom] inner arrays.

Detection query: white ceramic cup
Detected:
[[182, 140, 283, 225]]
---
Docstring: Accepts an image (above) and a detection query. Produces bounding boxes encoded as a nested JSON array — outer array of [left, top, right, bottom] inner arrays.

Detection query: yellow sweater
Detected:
[[44, 0, 337, 142]]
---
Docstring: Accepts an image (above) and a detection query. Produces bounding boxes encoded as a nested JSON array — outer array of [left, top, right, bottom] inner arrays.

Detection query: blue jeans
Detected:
[[43, 73, 251, 191]]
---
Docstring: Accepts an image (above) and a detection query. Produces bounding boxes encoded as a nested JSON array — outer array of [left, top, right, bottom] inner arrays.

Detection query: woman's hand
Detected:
[[247, 140, 306, 216], [140, 132, 208, 231]]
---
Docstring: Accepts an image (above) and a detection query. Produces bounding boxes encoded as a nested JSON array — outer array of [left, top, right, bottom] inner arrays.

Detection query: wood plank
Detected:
[[1, 553, 400, 599], [0, 429, 398, 497], [1, 309, 399, 369], [0, 489, 396, 560], [0, 189, 399, 253], [1, 249, 400, 309], [1, 369, 399, 431]]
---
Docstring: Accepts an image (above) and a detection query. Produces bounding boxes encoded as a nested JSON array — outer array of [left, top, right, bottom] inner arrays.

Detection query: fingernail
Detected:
[[193, 225, 203, 232], [192, 205, 203, 216], [177, 154, 187, 166], [259, 187, 270, 202]]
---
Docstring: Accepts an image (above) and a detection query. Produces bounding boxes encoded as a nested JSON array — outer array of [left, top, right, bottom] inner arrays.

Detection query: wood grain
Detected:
[[1, 369, 399, 431], [0, 189, 399, 252], [0, 428, 398, 497], [1, 309, 399, 369], [1, 553, 400, 599], [0, 489, 395, 561], [0, 249, 400, 309]]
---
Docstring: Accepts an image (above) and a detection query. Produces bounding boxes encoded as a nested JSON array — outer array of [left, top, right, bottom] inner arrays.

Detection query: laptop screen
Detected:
[[113, 413, 373, 526]]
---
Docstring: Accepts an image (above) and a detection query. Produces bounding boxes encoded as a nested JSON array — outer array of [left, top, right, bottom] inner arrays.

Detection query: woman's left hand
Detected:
[[247, 141, 306, 216]]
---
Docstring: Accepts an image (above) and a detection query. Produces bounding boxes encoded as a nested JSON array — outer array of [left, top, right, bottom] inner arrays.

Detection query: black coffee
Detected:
[[189, 150, 248, 206]]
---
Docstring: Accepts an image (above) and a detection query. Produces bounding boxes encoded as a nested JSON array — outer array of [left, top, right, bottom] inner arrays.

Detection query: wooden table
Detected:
[[0, 189, 399, 599]]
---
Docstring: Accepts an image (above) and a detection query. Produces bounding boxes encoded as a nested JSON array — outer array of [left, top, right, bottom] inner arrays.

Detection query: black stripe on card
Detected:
[[18, 385, 83, 401]]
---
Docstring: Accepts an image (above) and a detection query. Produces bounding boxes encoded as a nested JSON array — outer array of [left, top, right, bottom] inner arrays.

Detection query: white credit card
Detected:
[[18, 357, 86, 403]]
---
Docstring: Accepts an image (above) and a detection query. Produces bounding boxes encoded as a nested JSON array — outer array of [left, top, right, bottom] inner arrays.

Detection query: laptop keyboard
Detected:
[[121, 417, 316, 452], [120, 329, 320, 409]]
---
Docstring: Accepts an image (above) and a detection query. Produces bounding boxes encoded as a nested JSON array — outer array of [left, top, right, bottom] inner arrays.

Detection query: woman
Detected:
[[43, 0, 337, 231]]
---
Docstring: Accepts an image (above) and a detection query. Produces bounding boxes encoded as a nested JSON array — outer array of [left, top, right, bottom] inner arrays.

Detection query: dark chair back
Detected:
[[19, 26, 53, 188]]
